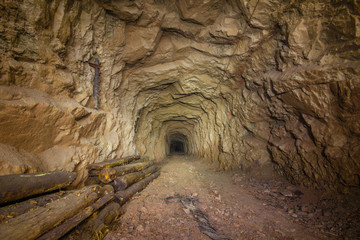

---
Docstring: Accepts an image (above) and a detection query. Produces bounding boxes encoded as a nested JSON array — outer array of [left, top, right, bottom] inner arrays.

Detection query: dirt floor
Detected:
[[104, 155, 360, 240]]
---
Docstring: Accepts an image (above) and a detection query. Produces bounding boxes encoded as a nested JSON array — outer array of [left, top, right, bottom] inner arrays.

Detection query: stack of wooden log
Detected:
[[0, 155, 160, 240]]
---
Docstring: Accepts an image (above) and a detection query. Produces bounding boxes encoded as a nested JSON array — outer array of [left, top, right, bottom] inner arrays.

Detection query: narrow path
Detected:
[[105, 156, 329, 240]]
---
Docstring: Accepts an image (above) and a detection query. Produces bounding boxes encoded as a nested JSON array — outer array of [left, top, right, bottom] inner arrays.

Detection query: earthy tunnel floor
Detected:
[[104, 156, 359, 240]]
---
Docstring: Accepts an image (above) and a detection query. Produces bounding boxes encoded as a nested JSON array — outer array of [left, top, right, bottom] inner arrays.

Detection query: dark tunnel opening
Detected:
[[167, 133, 189, 156], [170, 140, 185, 154]]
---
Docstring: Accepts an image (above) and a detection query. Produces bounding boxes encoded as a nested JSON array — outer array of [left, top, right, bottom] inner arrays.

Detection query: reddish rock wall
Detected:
[[0, 0, 359, 191]]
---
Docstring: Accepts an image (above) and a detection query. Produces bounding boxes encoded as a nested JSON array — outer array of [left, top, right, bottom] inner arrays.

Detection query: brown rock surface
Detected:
[[0, 0, 359, 192]]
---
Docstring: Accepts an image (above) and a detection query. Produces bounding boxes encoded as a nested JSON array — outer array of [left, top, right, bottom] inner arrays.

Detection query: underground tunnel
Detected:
[[167, 133, 188, 155], [169, 139, 185, 154], [0, 0, 360, 239]]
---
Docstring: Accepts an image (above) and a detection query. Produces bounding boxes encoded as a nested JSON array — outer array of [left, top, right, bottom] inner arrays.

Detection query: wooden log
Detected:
[[116, 171, 160, 205], [88, 169, 101, 177], [131, 156, 150, 164], [0, 191, 68, 223], [37, 193, 115, 240], [0, 185, 100, 240], [97, 203, 122, 226], [87, 158, 149, 181], [99, 161, 154, 183], [98, 185, 114, 196], [0, 171, 77, 205], [0, 186, 106, 223], [88, 155, 140, 170], [85, 176, 101, 185], [112, 165, 158, 191], [66, 202, 122, 240]]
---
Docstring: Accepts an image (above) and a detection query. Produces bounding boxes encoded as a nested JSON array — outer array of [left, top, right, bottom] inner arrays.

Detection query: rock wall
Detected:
[[0, 0, 359, 191]]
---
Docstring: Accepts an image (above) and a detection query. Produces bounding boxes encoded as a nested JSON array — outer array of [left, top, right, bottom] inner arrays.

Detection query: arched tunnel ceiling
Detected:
[[0, 0, 359, 191]]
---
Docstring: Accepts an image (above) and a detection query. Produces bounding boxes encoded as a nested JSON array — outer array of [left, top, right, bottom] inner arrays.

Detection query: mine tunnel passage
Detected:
[[170, 140, 185, 154], [167, 133, 189, 156]]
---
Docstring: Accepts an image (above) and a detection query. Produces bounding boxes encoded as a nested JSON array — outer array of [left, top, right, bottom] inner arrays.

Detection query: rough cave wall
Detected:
[[0, 0, 359, 191]]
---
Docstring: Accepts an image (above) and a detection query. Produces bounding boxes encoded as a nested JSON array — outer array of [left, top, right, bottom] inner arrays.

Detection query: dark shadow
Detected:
[[167, 133, 188, 156], [170, 140, 185, 154]]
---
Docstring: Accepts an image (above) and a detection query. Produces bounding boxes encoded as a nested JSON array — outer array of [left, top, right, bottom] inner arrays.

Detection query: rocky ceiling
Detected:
[[0, 0, 359, 191]]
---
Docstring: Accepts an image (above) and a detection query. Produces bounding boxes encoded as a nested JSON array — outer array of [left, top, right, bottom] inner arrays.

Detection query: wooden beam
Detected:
[[116, 171, 160, 205], [88, 155, 141, 170], [99, 161, 154, 183], [0, 171, 77, 205], [112, 165, 158, 191], [0, 191, 68, 223], [65, 202, 122, 240], [37, 193, 114, 240], [0, 185, 99, 240]]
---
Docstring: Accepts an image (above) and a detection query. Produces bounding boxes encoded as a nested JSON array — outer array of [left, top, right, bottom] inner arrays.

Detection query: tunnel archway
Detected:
[[167, 133, 189, 156], [170, 140, 185, 154]]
